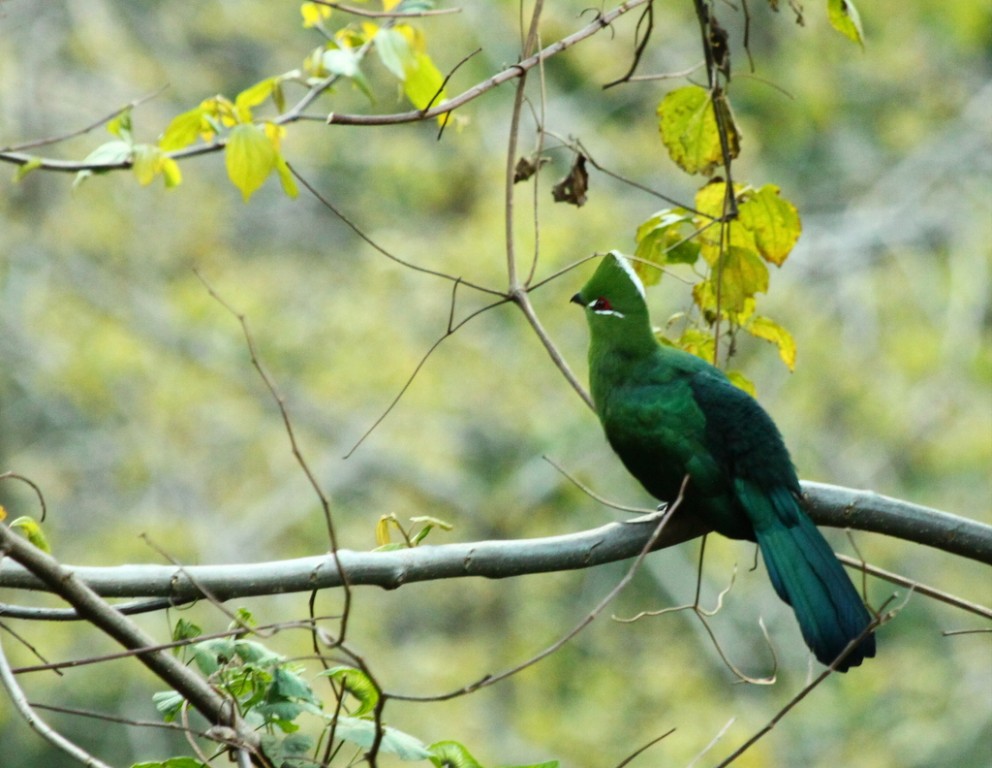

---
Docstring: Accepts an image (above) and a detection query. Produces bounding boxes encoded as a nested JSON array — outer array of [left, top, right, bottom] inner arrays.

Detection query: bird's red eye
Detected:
[[592, 297, 612, 311]]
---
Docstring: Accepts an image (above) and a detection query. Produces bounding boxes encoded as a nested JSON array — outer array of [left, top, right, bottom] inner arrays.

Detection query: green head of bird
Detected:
[[571, 252, 655, 352]]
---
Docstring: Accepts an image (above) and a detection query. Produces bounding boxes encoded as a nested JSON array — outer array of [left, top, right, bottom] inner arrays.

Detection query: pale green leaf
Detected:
[[225, 124, 277, 201], [131, 144, 159, 186], [828, 0, 865, 47], [13, 157, 43, 182], [331, 716, 433, 760], [106, 108, 133, 142], [375, 27, 412, 80], [9, 516, 51, 553]]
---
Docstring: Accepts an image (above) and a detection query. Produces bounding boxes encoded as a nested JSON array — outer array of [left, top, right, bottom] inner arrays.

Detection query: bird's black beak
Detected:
[[570, 293, 584, 306]]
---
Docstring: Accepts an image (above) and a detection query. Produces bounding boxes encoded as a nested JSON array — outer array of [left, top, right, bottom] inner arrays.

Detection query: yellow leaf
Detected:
[[375, 515, 392, 547], [236, 78, 277, 113], [747, 315, 797, 371], [726, 370, 757, 397], [300, 1, 332, 28], [403, 50, 449, 125], [160, 107, 208, 151], [737, 185, 802, 266], [0, 504, 5, 521], [225, 124, 277, 201], [274, 154, 299, 199], [160, 157, 182, 188], [828, 0, 865, 47], [131, 144, 159, 186], [657, 86, 740, 175]]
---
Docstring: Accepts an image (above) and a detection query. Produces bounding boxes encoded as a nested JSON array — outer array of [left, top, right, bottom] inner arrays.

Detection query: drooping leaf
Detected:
[[225, 124, 277, 201], [827, 0, 865, 47], [331, 717, 433, 760], [657, 86, 739, 175], [736, 184, 801, 266], [14, 157, 43, 182], [726, 370, 757, 396], [9, 516, 51, 552], [746, 315, 797, 370], [375, 27, 412, 80], [428, 740, 483, 768], [236, 78, 280, 115], [319, 666, 379, 717], [403, 50, 449, 123], [159, 107, 208, 151]]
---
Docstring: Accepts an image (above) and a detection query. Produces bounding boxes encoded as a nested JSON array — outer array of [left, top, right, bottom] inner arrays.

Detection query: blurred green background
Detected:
[[1, 1, 990, 766]]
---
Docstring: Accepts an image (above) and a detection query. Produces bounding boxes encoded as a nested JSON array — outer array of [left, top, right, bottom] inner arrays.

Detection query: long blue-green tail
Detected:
[[743, 483, 876, 671]]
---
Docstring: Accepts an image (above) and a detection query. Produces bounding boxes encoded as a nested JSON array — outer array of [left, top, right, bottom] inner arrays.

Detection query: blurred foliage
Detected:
[[0, 1, 990, 767]]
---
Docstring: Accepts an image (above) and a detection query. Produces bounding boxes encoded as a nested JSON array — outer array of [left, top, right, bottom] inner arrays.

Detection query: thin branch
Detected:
[[0, 636, 116, 768], [0, 87, 167, 154], [0, 525, 265, 762], [386, 476, 691, 703], [309, 0, 462, 18]]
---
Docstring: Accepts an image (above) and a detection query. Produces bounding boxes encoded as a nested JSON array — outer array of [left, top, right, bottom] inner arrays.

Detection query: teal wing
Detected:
[[689, 369, 876, 670]]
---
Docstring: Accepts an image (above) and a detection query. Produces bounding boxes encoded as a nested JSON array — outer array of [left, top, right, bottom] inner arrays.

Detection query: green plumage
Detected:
[[573, 253, 875, 671]]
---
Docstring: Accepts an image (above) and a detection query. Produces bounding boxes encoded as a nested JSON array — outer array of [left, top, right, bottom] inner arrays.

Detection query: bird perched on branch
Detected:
[[571, 252, 875, 671]]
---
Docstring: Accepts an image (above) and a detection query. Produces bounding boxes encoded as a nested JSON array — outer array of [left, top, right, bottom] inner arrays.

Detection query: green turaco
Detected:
[[572, 252, 875, 671]]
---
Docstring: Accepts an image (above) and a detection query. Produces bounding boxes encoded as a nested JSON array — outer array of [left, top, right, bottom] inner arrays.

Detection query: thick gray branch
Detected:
[[1, 483, 988, 616]]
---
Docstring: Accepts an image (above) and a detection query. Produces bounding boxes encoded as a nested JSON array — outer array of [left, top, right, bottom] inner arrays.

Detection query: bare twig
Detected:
[[0, 637, 116, 768], [387, 476, 690, 702]]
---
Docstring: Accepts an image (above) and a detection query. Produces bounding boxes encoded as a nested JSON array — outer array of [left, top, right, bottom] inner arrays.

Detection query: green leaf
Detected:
[[73, 140, 134, 188], [657, 86, 739, 175], [152, 690, 185, 721], [130, 759, 207, 768], [106, 108, 133, 142], [331, 716, 433, 760], [318, 666, 379, 717], [13, 157, 43, 182], [827, 0, 865, 47], [634, 209, 701, 285], [172, 617, 202, 643], [225, 124, 277, 201], [746, 315, 797, 371], [428, 740, 483, 768], [736, 184, 801, 266], [9, 516, 51, 552]]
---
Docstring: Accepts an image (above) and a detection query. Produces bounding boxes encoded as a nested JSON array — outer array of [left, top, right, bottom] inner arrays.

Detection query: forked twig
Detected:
[[387, 476, 692, 703]]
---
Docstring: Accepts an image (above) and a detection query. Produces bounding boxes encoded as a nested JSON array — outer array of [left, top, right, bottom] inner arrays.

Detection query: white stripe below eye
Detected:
[[588, 304, 625, 318]]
